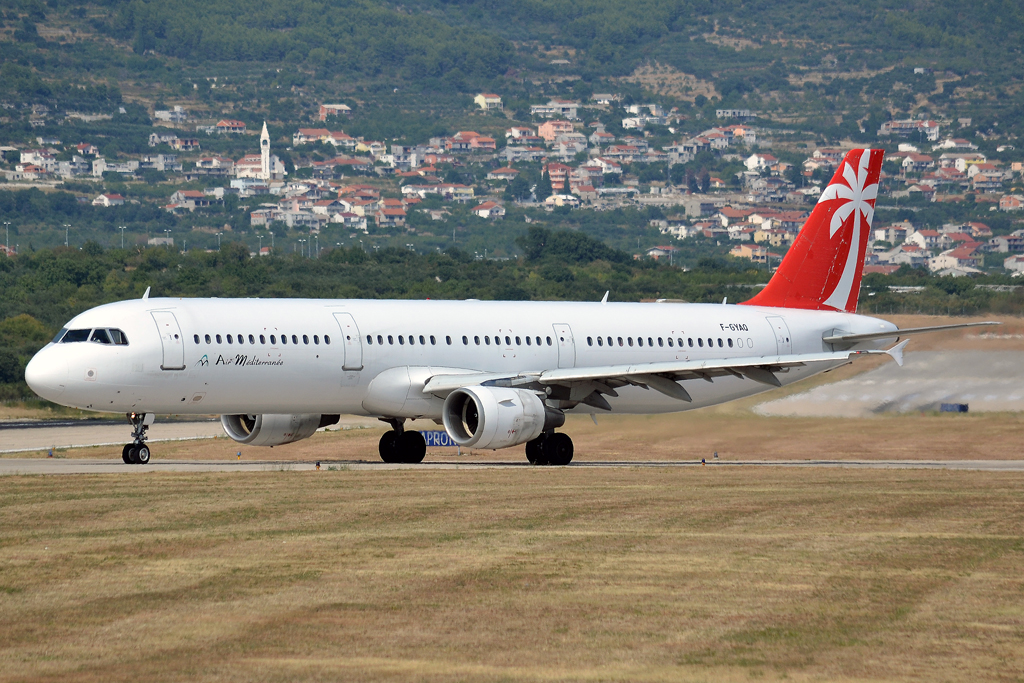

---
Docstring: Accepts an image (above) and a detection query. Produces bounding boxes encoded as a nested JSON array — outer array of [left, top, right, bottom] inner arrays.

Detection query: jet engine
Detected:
[[221, 413, 340, 447], [442, 386, 564, 450]]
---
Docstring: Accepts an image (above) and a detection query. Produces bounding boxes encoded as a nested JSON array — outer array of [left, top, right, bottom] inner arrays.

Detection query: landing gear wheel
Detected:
[[378, 431, 401, 463], [398, 431, 426, 464], [122, 444, 133, 464], [526, 435, 547, 465], [128, 446, 140, 464], [543, 433, 574, 466], [136, 445, 151, 465]]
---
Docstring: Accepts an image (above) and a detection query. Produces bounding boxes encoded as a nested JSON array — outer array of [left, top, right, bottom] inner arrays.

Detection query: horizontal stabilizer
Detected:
[[823, 321, 1000, 344]]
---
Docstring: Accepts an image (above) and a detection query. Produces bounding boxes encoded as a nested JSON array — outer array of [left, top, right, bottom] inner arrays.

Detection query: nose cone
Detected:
[[25, 349, 68, 401]]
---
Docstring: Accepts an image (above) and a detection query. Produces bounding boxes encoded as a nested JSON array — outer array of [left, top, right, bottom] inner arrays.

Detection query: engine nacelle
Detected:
[[442, 386, 564, 450], [220, 413, 339, 447]]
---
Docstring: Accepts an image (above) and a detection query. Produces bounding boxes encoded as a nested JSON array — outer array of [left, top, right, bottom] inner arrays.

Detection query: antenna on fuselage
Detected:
[[142, 286, 151, 300]]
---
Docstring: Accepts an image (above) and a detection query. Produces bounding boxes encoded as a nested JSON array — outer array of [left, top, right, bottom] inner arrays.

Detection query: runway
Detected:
[[2, 457, 1023, 474]]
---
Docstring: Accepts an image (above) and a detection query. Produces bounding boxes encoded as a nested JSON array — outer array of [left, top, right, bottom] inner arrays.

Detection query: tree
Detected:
[[536, 171, 553, 202]]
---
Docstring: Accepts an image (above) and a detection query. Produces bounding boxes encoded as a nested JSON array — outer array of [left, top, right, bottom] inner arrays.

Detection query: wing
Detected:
[[422, 346, 906, 410]]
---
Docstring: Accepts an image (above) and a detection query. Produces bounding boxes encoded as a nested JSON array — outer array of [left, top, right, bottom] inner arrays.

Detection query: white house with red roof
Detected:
[[318, 104, 352, 120], [473, 94, 503, 110], [471, 201, 505, 219], [929, 245, 983, 272], [486, 167, 520, 181], [744, 153, 778, 171], [215, 119, 246, 134], [92, 193, 125, 207]]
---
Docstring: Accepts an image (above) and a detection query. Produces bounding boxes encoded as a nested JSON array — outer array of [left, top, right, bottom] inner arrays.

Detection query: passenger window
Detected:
[[698, 338, 704, 347], [648, 337, 653, 347], [398, 335, 404, 345], [546, 336, 552, 346], [597, 337, 603, 346], [462, 336, 468, 345], [668, 338, 673, 347], [420, 335, 426, 345], [587, 337, 593, 346], [737, 338, 743, 348], [314, 335, 319, 345], [708, 338, 713, 348], [430, 335, 436, 345], [407, 335, 413, 345], [227, 334, 233, 344], [526, 336, 532, 346], [216, 334, 223, 344], [628, 337, 634, 347], [505, 336, 511, 346], [303, 335, 309, 345], [617, 337, 623, 347], [688, 338, 693, 347], [728, 338, 733, 348], [91, 329, 112, 344], [637, 337, 643, 347], [260, 335, 266, 344], [606, 337, 612, 346], [536, 336, 542, 346], [378, 335, 383, 345], [194, 334, 200, 344], [482, 336, 487, 345], [515, 336, 521, 346], [110, 329, 129, 345], [249, 334, 256, 344], [387, 335, 393, 345], [269, 335, 276, 344], [292, 335, 298, 345], [658, 337, 664, 347], [366, 335, 372, 344], [445, 336, 451, 345], [718, 338, 723, 347], [325, 335, 330, 345], [205, 334, 212, 344]]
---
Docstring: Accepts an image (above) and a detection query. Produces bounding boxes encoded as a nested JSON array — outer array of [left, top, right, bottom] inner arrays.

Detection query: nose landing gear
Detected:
[[121, 412, 152, 465]]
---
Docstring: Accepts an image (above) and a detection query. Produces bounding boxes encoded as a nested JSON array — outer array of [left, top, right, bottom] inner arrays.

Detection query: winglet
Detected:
[[886, 339, 910, 367], [601, 291, 609, 304], [142, 286, 151, 300]]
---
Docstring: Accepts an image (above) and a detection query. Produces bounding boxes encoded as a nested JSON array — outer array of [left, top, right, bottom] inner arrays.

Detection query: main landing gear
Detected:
[[525, 432, 574, 466], [378, 418, 426, 464], [121, 412, 151, 465]]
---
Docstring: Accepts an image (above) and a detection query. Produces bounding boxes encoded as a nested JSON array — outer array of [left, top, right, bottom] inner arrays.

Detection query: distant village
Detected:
[[2, 94, 1023, 275]]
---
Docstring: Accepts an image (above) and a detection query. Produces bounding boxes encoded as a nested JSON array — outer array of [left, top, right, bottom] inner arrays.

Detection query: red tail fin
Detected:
[[741, 148, 884, 313]]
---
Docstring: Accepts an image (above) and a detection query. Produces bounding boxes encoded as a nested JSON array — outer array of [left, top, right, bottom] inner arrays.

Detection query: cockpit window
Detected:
[[58, 328, 129, 345], [61, 329, 91, 343], [52, 328, 68, 343]]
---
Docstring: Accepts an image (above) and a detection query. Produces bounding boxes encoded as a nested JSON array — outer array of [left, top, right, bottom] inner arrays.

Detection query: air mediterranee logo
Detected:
[[194, 353, 283, 368], [817, 150, 880, 312]]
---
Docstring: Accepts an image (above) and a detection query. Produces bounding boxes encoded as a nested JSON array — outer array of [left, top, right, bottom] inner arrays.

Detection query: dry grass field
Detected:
[[1, 468, 1023, 682]]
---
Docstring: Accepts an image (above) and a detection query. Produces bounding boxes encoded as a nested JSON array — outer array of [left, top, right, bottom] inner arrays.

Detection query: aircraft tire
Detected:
[[398, 430, 426, 464], [136, 445, 151, 465], [543, 433, 573, 466], [378, 431, 401, 463], [122, 444, 133, 464], [525, 436, 546, 465]]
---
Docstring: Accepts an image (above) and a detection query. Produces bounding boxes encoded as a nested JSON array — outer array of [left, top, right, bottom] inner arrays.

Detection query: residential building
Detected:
[[471, 201, 505, 219], [716, 109, 755, 120], [92, 193, 125, 207], [486, 167, 520, 181], [878, 119, 940, 142], [729, 243, 769, 263], [538, 120, 575, 142], [474, 93, 503, 110], [929, 245, 983, 272], [215, 119, 246, 134], [318, 104, 352, 120], [544, 194, 579, 208], [153, 106, 187, 123], [1000, 195, 1024, 211]]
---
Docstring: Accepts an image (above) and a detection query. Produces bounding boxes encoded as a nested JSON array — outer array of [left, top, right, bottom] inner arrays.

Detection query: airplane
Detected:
[[25, 149, 997, 466]]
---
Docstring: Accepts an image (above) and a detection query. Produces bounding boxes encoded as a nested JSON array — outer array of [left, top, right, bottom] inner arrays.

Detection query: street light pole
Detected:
[[3, 221, 9, 255], [118, 226, 126, 249], [63, 224, 71, 248], [217, 232, 222, 248]]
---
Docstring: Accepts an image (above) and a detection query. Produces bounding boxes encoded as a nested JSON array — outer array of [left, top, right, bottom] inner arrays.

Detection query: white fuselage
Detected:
[[26, 297, 897, 418]]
